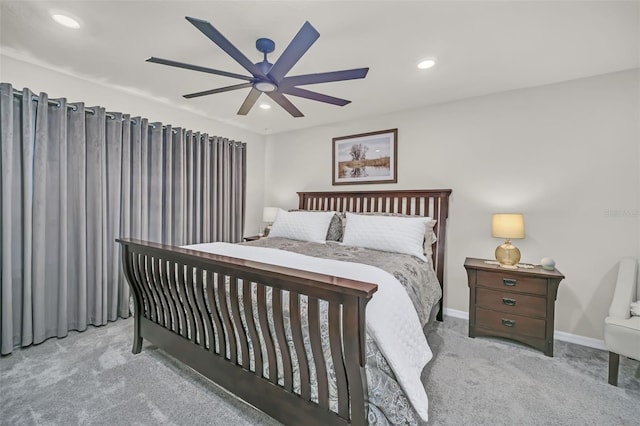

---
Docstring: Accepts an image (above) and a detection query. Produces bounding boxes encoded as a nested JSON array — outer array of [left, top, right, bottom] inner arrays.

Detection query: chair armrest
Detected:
[[609, 258, 638, 319]]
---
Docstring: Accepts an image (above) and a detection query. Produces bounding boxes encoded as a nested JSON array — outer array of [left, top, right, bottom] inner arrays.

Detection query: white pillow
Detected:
[[355, 212, 437, 257], [267, 209, 335, 243], [342, 212, 430, 260]]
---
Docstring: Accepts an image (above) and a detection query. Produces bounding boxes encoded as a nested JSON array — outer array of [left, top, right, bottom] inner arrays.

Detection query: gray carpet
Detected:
[[1, 316, 638, 425]]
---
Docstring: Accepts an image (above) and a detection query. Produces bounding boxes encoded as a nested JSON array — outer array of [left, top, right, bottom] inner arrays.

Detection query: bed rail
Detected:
[[117, 238, 378, 426]]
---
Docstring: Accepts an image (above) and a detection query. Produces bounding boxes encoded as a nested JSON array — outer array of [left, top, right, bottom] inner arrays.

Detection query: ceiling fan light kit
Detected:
[[254, 81, 277, 93], [146, 16, 369, 117]]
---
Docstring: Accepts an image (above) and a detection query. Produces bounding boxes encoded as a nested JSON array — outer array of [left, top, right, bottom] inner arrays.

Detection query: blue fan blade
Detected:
[[184, 83, 253, 99], [237, 88, 262, 115], [266, 92, 304, 117], [281, 68, 369, 87], [281, 87, 351, 106], [267, 21, 320, 83], [147, 57, 253, 81], [186, 17, 263, 78]]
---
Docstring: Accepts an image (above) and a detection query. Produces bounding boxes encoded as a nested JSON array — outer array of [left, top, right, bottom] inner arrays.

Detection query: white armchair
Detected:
[[604, 258, 640, 386]]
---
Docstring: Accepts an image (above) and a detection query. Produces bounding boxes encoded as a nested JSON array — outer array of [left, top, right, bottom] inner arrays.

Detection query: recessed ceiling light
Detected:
[[417, 58, 436, 69], [51, 13, 80, 29], [259, 103, 271, 110]]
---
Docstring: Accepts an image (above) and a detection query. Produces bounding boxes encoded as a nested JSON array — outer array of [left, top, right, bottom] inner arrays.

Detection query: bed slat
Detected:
[[130, 253, 147, 319], [289, 292, 311, 400], [194, 268, 214, 350], [159, 258, 175, 329], [273, 288, 294, 391], [186, 267, 205, 346], [243, 281, 263, 374], [137, 254, 156, 322], [152, 257, 171, 329], [147, 256, 163, 323], [308, 296, 329, 410], [205, 272, 225, 354], [217, 273, 236, 360], [343, 298, 367, 422], [329, 301, 349, 418], [177, 265, 197, 343], [164, 261, 184, 335], [148, 257, 167, 326], [230, 277, 250, 368], [257, 284, 278, 383]]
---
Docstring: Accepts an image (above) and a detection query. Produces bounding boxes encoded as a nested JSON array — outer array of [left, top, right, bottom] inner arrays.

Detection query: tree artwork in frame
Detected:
[[332, 128, 398, 185]]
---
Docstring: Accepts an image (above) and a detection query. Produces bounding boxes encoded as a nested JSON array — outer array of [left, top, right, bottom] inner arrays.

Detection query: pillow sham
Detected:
[[350, 212, 437, 257], [342, 212, 430, 260], [267, 209, 335, 243], [288, 210, 344, 241]]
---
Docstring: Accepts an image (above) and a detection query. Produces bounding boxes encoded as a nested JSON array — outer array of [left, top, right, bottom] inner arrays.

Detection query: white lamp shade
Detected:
[[492, 213, 525, 239], [262, 207, 279, 223]]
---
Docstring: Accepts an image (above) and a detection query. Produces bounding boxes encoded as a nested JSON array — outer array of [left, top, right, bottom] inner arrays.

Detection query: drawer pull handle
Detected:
[[501, 319, 516, 327], [502, 297, 516, 306], [503, 278, 517, 286]]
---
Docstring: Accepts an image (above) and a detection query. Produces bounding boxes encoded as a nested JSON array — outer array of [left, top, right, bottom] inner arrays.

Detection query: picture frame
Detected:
[[332, 128, 398, 185]]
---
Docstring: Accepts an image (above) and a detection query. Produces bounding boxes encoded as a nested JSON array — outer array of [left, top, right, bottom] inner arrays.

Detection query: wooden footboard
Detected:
[[117, 238, 378, 426]]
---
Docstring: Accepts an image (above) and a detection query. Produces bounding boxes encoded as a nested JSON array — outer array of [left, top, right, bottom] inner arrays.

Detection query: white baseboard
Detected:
[[443, 308, 469, 320], [554, 331, 606, 350], [442, 308, 606, 351]]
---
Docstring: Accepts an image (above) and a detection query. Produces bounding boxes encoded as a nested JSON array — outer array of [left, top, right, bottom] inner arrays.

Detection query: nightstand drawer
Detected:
[[476, 287, 546, 318], [476, 308, 546, 339], [477, 270, 547, 296]]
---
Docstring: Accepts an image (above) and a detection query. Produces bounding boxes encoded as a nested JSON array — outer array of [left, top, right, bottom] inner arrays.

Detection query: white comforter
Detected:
[[186, 242, 432, 421]]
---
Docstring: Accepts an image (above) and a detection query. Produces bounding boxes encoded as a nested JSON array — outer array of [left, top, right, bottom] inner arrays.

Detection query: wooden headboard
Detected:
[[298, 189, 452, 321]]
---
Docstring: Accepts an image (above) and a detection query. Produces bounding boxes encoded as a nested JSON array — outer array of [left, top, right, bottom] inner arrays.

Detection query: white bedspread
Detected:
[[186, 242, 432, 421]]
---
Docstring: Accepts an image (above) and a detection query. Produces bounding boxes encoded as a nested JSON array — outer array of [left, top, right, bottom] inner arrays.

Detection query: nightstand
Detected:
[[464, 257, 564, 356], [243, 235, 262, 242]]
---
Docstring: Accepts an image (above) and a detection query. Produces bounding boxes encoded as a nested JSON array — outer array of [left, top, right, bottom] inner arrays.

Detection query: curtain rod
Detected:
[[10, 89, 244, 145]]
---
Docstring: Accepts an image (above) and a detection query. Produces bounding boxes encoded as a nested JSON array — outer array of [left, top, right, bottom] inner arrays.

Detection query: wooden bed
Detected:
[[117, 189, 451, 426]]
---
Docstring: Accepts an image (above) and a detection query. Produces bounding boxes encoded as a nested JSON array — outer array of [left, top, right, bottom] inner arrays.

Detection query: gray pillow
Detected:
[[326, 213, 344, 241]]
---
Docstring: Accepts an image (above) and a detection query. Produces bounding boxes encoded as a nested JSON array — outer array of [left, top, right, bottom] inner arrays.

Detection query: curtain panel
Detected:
[[0, 83, 246, 355]]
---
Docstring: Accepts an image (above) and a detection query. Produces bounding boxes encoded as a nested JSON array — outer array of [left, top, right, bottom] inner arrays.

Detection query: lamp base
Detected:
[[495, 240, 521, 268], [263, 224, 272, 237]]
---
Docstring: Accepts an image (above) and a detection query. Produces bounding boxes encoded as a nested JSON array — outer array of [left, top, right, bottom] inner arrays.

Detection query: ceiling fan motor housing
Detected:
[[256, 38, 275, 54]]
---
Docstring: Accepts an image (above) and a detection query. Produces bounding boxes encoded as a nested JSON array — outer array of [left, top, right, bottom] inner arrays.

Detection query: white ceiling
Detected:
[[1, 1, 638, 135]]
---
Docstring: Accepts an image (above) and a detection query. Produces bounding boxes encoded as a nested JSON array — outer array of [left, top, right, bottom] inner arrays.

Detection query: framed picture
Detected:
[[332, 128, 398, 185]]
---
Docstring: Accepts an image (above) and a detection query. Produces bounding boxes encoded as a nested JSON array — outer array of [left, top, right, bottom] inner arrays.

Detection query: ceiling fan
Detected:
[[146, 17, 369, 118]]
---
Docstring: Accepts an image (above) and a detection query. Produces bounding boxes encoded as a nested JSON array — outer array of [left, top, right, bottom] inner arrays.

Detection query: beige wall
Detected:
[[263, 69, 640, 340], [0, 54, 267, 234]]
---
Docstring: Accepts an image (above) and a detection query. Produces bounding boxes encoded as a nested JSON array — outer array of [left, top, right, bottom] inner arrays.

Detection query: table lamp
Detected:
[[492, 213, 524, 268], [262, 207, 279, 236]]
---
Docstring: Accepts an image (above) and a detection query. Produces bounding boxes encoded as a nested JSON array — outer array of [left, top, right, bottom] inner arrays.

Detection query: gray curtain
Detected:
[[0, 83, 247, 355]]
